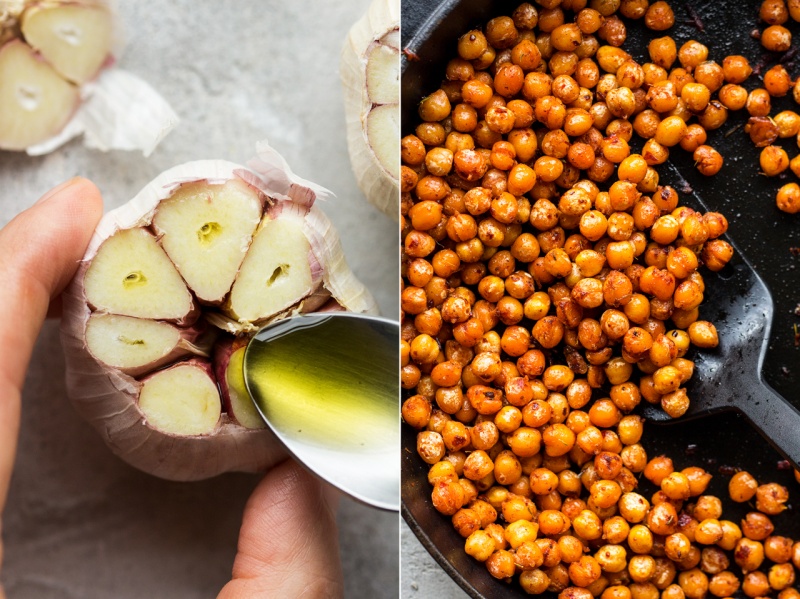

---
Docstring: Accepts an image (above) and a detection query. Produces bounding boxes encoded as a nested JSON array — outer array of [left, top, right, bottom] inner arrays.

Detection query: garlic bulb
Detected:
[[341, 0, 400, 220], [60, 140, 377, 481], [0, 0, 176, 155]]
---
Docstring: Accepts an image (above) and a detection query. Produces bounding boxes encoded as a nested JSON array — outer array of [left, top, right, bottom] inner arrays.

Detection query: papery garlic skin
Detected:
[[341, 0, 400, 220], [60, 141, 377, 481]]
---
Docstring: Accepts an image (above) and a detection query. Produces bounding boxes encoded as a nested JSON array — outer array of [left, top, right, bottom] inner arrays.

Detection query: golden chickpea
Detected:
[[735, 537, 765, 572], [742, 570, 770, 597], [673, 468, 722, 496], [645, 1, 675, 30], [678, 569, 709, 599], [431, 479, 465, 515], [729, 470, 758, 502], [765, 535, 794, 563], [769, 563, 796, 591], [717, 84, 748, 111], [693, 145, 723, 176], [486, 548, 516, 579], [762, 24, 793, 51], [756, 482, 789, 515], [777, 182, 800, 213], [760, 144, 790, 176], [465, 529, 495, 561], [570, 555, 603, 587], [591, 545, 627, 575]]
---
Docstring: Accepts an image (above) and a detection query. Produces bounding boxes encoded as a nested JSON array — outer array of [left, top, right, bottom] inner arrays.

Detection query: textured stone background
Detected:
[[0, 1, 399, 597]]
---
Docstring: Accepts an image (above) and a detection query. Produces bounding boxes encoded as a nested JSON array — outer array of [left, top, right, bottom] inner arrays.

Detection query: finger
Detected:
[[0, 178, 103, 516], [218, 460, 344, 599]]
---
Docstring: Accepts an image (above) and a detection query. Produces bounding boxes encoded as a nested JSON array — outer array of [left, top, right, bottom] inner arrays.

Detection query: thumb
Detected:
[[218, 460, 344, 599], [0, 177, 103, 513]]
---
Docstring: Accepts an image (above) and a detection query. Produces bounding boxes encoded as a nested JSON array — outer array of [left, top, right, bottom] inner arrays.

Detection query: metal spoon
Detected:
[[243, 312, 399, 511]]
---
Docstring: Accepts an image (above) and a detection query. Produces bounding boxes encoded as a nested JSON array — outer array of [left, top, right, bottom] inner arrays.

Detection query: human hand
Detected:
[[0, 177, 104, 599], [0, 179, 344, 599]]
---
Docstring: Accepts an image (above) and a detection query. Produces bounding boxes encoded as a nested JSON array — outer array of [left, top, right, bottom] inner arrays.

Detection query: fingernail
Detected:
[[35, 177, 80, 205]]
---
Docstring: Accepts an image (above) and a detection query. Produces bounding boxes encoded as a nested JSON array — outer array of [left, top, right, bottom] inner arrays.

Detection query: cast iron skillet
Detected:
[[402, 1, 800, 597]]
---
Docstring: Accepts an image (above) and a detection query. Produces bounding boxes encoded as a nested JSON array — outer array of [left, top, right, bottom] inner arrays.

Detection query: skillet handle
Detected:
[[738, 378, 800, 471]]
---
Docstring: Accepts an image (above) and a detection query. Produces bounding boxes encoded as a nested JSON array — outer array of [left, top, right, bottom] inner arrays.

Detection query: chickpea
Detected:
[[678, 569, 708, 599], [735, 537, 765, 572], [761, 145, 790, 176], [465, 529, 496, 561], [596, 545, 628, 573], [644, 2, 675, 31], [762, 24, 792, 51], [777, 182, 800, 213], [756, 482, 789, 515], [742, 570, 770, 597], [431, 479, 465, 515], [692, 145, 723, 176]]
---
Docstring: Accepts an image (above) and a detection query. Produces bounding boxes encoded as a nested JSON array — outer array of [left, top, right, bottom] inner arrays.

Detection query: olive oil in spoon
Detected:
[[243, 312, 399, 511]]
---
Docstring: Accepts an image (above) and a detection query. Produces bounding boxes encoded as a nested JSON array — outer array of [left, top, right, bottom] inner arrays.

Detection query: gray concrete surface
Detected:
[[0, 1, 398, 597], [401, 521, 469, 598]]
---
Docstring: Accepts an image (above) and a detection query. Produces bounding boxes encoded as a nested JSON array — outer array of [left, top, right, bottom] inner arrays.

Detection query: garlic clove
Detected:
[[138, 360, 222, 436], [225, 214, 315, 324], [85, 313, 211, 377], [152, 179, 263, 304], [366, 103, 401, 181], [365, 39, 399, 105], [20, 2, 113, 84], [215, 341, 266, 430], [83, 227, 196, 323], [0, 39, 79, 151]]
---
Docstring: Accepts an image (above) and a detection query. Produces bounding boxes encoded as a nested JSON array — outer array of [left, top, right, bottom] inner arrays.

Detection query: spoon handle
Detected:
[[738, 378, 800, 471]]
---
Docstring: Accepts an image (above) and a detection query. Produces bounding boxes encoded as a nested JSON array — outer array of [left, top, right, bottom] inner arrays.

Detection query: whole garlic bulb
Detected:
[[341, 0, 400, 220], [60, 140, 377, 481]]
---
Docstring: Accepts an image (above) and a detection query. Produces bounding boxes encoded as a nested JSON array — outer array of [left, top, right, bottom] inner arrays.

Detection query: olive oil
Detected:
[[243, 313, 399, 454]]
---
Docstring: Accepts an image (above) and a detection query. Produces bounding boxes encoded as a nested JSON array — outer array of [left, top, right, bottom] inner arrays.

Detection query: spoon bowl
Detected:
[[244, 312, 400, 511]]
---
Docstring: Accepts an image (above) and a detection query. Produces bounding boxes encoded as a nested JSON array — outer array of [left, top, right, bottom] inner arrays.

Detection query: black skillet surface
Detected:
[[402, 2, 800, 597]]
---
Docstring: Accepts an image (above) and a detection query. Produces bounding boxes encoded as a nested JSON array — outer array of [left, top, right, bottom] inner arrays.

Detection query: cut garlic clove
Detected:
[[85, 313, 211, 377], [365, 39, 399, 105], [225, 214, 315, 323], [215, 342, 266, 430], [0, 39, 79, 151], [341, 0, 400, 220], [83, 227, 197, 323], [138, 360, 222, 436], [21, 2, 113, 84], [366, 103, 400, 181], [152, 179, 263, 304]]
